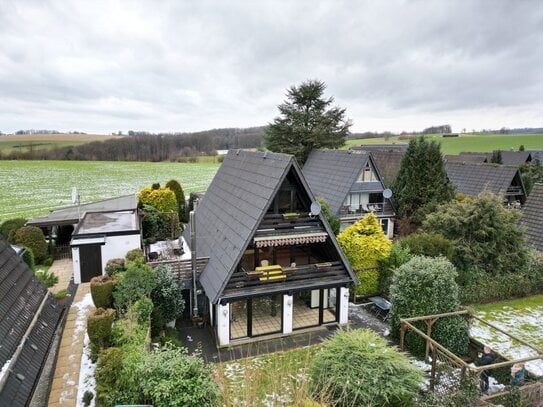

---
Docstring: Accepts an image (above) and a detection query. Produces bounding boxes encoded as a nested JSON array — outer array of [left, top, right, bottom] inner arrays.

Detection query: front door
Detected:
[[79, 244, 102, 282]]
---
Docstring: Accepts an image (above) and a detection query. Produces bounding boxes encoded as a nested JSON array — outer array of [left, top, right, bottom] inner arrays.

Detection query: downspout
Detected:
[[190, 206, 199, 320], [0, 293, 50, 392]]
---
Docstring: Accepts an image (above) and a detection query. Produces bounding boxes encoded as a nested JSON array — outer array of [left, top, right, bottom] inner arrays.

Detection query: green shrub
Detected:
[[158, 327, 182, 348], [141, 204, 181, 242], [42, 256, 54, 267], [353, 268, 379, 296], [14, 226, 48, 263], [87, 308, 116, 349], [113, 260, 157, 313], [165, 179, 187, 223], [417, 375, 480, 406], [21, 247, 35, 270], [317, 197, 340, 235], [390, 256, 469, 357], [91, 275, 116, 308], [125, 248, 145, 262], [0, 218, 27, 242], [138, 186, 178, 213], [150, 265, 184, 334], [139, 345, 220, 407], [82, 390, 94, 407], [95, 347, 123, 407], [377, 243, 412, 296], [309, 329, 423, 406], [130, 296, 154, 324], [35, 269, 58, 287], [399, 232, 454, 260], [105, 258, 126, 276]]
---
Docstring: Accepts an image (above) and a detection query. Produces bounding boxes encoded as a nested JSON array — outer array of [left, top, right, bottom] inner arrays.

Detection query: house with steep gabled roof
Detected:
[[0, 236, 63, 407], [303, 149, 395, 238], [521, 183, 543, 251], [369, 150, 405, 188], [184, 150, 356, 346], [445, 162, 527, 205]]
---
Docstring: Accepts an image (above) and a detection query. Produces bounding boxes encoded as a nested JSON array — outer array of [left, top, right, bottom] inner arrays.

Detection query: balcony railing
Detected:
[[339, 202, 394, 216]]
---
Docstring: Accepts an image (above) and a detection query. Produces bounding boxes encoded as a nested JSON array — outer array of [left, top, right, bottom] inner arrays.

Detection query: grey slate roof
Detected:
[[185, 149, 355, 304], [450, 151, 532, 166], [521, 183, 543, 251], [370, 150, 405, 187], [303, 150, 371, 215], [350, 143, 409, 153], [445, 162, 525, 198], [497, 151, 531, 166], [27, 194, 137, 227], [0, 236, 62, 406], [445, 153, 488, 164]]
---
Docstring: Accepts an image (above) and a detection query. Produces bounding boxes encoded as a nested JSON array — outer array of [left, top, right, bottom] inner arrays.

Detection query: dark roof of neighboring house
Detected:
[[302, 149, 384, 215], [350, 143, 409, 153], [445, 153, 488, 164], [521, 183, 543, 251], [0, 236, 62, 406], [445, 162, 524, 198], [370, 150, 405, 187], [184, 149, 355, 304], [27, 194, 138, 227], [497, 151, 532, 166]]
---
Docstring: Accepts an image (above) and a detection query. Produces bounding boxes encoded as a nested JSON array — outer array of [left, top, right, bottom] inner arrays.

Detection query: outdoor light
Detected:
[[287, 298, 292, 306], [222, 308, 228, 316]]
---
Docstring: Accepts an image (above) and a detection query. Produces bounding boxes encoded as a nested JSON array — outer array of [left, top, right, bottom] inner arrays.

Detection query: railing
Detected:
[[53, 244, 72, 260], [339, 202, 394, 216]]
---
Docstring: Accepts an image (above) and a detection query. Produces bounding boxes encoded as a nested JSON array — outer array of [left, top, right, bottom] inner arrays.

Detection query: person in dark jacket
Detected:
[[479, 346, 495, 393]]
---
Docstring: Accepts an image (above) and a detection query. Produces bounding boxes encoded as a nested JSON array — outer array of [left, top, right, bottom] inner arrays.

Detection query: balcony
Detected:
[[339, 202, 394, 217]]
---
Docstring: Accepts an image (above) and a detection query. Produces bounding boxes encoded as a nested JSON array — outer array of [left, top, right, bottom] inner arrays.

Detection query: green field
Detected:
[[0, 133, 123, 154], [345, 133, 543, 154], [0, 160, 220, 221]]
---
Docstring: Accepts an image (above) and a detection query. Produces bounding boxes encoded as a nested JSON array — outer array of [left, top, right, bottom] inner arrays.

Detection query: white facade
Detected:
[[72, 233, 140, 284]]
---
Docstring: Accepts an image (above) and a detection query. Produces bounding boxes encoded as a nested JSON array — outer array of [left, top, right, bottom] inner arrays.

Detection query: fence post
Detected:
[[430, 344, 437, 391], [400, 321, 405, 351], [425, 318, 436, 361]]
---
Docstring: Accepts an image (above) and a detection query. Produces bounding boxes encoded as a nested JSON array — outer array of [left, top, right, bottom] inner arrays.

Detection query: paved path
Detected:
[[48, 259, 73, 295], [48, 283, 94, 407]]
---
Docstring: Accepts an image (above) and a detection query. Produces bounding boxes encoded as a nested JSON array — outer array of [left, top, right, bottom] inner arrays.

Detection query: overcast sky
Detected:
[[1, 1, 543, 134]]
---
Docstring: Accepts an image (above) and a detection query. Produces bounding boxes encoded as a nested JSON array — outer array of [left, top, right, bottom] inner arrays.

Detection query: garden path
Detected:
[[48, 259, 73, 295], [48, 284, 94, 407]]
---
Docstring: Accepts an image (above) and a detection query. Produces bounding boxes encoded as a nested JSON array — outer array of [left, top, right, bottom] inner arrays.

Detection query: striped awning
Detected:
[[254, 232, 328, 248]]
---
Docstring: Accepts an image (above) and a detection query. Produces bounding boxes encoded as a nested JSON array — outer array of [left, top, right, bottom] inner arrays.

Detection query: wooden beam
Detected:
[[401, 310, 470, 323]]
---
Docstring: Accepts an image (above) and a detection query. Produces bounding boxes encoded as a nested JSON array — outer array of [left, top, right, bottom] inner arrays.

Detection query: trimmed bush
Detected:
[[399, 232, 454, 260], [138, 186, 178, 213], [91, 275, 116, 308], [113, 260, 157, 313], [95, 347, 123, 407], [389, 256, 469, 357], [130, 296, 153, 324], [0, 217, 27, 242], [21, 247, 35, 270], [138, 345, 220, 407], [165, 179, 187, 223], [125, 248, 144, 262], [150, 265, 184, 334], [87, 308, 116, 349], [309, 329, 423, 406], [14, 226, 48, 263], [105, 258, 125, 276]]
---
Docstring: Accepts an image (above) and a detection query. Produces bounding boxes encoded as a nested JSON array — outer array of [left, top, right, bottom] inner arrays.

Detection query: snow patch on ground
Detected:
[[69, 292, 96, 407], [470, 305, 543, 377]]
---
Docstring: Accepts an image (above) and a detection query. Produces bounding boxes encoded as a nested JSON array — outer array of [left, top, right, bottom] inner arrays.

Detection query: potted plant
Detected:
[[53, 289, 69, 305]]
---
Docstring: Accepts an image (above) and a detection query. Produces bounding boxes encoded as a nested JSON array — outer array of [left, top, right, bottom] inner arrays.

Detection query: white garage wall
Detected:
[[100, 234, 141, 273]]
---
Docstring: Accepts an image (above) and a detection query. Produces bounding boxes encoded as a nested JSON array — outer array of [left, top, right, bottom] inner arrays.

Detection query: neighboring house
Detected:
[[369, 150, 405, 188], [184, 150, 356, 346], [303, 149, 396, 238], [71, 210, 141, 283], [350, 143, 409, 153], [0, 236, 62, 406], [445, 151, 532, 167], [445, 162, 527, 205], [520, 183, 543, 252]]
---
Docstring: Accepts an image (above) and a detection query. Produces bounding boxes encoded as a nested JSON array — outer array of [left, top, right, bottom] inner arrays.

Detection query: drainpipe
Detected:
[[190, 208, 198, 320]]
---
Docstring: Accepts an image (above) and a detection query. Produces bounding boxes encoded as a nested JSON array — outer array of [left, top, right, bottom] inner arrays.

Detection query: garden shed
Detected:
[[71, 210, 141, 283]]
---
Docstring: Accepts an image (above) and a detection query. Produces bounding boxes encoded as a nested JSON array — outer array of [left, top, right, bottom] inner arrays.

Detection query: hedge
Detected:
[[91, 275, 116, 308], [105, 258, 126, 276], [14, 226, 48, 263], [87, 308, 116, 349]]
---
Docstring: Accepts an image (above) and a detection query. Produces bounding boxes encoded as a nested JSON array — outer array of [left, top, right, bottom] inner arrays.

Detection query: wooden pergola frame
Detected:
[[400, 310, 543, 401]]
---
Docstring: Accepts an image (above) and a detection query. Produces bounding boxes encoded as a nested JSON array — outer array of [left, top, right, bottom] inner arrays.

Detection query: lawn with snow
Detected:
[[470, 294, 543, 377]]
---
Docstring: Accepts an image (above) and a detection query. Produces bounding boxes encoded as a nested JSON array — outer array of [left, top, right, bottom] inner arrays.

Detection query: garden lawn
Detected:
[[469, 294, 543, 376], [0, 160, 220, 220], [216, 346, 318, 406]]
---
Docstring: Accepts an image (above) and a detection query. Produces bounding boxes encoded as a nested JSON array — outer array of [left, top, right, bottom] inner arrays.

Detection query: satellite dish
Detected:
[[383, 189, 393, 199], [71, 187, 78, 204], [310, 201, 322, 216]]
